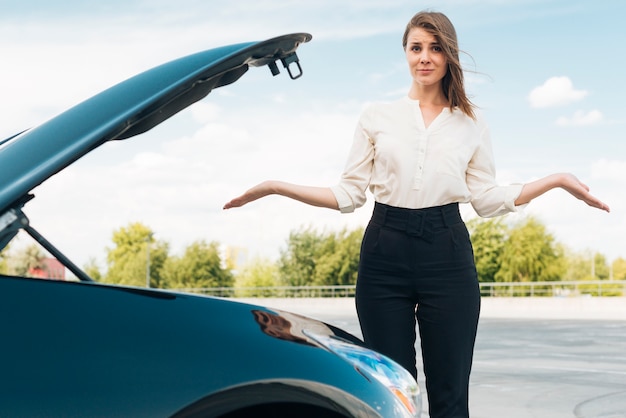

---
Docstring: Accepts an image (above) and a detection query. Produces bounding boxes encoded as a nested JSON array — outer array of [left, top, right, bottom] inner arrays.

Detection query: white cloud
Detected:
[[590, 159, 626, 182], [528, 76, 588, 108], [555, 109, 604, 127], [190, 102, 222, 124]]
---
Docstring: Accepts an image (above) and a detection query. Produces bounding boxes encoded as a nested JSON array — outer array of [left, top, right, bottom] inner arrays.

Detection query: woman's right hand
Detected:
[[223, 181, 276, 209], [223, 181, 339, 211]]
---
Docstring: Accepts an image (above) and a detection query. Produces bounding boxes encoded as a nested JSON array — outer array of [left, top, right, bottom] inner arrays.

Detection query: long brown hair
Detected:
[[402, 11, 476, 119]]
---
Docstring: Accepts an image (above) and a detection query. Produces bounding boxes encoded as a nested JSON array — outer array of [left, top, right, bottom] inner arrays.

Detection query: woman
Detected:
[[224, 11, 609, 418]]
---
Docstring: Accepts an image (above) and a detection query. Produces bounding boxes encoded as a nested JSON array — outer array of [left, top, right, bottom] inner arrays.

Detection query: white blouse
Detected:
[[330, 96, 523, 218]]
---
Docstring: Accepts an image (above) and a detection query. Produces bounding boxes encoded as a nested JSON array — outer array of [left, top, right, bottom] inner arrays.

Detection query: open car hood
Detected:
[[0, 33, 311, 215], [0, 33, 311, 270]]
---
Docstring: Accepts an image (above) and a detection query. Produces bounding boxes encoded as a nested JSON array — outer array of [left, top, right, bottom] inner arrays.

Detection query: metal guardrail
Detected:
[[175, 285, 356, 298], [173, 280, 626, 298], [478, 280, 626, 297]]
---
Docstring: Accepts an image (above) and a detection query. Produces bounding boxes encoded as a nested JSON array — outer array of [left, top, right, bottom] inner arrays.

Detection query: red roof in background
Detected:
[[28, 258, 66, 280]]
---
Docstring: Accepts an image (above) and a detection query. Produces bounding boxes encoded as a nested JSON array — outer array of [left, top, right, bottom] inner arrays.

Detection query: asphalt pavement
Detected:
[[243, 298, 626, 418], [470, 318, 626, 418], [324, 314, 626, 418]]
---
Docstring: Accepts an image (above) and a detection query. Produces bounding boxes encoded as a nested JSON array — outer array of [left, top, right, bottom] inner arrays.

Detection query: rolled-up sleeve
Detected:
[[466, 122, 524, 217], [331, 106, 376, 213]]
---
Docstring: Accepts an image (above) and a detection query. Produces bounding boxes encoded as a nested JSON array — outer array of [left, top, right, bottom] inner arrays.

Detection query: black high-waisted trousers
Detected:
[[356, 202, 480, 418]]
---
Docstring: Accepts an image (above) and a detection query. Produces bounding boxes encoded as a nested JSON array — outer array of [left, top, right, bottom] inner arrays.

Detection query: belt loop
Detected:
[[374, 202, 388, 225], [380, 204, 387, 225], [441, 205, 450, 228]]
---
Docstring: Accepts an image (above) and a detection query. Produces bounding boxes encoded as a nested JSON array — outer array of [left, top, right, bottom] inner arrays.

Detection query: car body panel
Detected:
[[0, 276, 405, 417]]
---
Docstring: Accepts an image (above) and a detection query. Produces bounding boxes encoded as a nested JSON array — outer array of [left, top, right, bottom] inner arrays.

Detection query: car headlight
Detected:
[[305, 332, 421, 417]]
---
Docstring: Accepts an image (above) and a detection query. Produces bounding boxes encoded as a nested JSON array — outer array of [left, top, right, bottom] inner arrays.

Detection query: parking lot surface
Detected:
[[247, 298, 626, 417], [318, 315, 626, 417], [470, 318, 626, 418]]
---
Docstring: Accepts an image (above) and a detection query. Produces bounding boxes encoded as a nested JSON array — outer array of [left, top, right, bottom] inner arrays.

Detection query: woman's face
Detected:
[[404, 27, 448, 89]]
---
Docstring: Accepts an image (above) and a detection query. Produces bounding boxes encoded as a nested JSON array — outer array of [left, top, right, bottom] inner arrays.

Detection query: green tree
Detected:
[[161, 240, 233, 289], [495, 217, 565, 282], [104, 222, 169, 287], [313, 228, 363, 286], [234, 257, 280, 296], [562, 248, 592, 281], [467, 217, 507, 282], [612, 257, 626, 281], [83, 257, 103, 281], [562, 249, 609, 281], [592, 253, 610, 280], [278, 226, 325, 286], [278, 226, 363, 287]]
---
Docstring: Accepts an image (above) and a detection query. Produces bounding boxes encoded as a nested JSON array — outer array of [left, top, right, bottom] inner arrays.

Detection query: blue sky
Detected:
[[1, 0, 625, 271]]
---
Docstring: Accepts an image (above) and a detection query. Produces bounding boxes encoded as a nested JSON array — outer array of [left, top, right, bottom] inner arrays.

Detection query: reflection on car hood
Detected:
[[251, 307, 362, 347], [0, 33, 311, 214]]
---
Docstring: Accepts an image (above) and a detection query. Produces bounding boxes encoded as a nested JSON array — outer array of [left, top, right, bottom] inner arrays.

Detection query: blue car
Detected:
[[0, 33, 421, 417]]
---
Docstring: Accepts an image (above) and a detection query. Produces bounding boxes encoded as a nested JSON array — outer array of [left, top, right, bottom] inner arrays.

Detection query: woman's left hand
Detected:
[[559, 173, 610, 212], [516, 173, 610, 213]]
